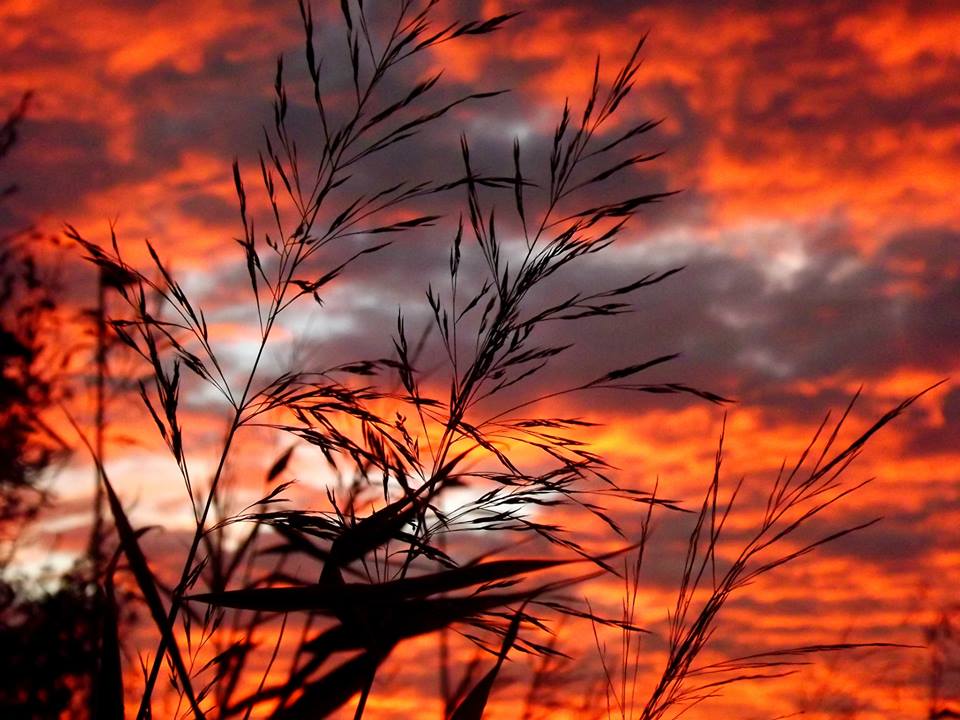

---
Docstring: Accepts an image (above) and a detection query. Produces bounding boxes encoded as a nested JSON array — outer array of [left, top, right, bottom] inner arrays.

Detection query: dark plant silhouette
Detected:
[[592, 398, 928, 719], [63, 2, 929, 719], [0, 92, 66, 540], [928, 605, 960, 719], [0, 93, 116, 720]]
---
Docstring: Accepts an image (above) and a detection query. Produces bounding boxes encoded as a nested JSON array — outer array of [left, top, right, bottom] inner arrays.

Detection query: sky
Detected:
[[1, 0, 959, 718]]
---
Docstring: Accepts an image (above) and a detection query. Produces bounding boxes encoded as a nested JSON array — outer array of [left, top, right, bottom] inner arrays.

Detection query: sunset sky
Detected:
[[1, 0, 959, 718]]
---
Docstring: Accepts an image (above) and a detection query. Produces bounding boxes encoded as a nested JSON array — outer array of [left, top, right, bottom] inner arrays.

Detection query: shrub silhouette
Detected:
[[0, 93, 65, 537], [0, 94, 113, 720]]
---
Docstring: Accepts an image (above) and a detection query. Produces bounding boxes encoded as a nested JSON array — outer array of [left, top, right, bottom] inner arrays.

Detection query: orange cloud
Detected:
[[3, 1, 959, 717]]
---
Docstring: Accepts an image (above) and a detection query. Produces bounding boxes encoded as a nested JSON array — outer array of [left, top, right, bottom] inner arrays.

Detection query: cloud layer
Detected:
[[2, 1, 958, 717]]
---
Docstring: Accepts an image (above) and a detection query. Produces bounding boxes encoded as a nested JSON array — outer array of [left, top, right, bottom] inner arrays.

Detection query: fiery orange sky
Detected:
[[1, 1, 959, 718]]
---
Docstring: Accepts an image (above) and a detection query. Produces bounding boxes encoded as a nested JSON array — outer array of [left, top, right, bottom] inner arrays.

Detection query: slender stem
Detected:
[[89, 267, 106, 571], [88, 268, 107, 720], [136, 412, 241, 719], [353, 665, 376, 720], [137, 322, 275, 718]]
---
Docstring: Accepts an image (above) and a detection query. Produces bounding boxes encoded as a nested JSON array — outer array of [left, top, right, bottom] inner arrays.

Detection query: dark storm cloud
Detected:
[[325, 216, 951, 412]]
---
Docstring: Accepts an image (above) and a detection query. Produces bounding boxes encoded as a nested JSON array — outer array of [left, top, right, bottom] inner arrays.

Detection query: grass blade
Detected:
[[449, 603, 527, 720], [101, 473, 207, 719]]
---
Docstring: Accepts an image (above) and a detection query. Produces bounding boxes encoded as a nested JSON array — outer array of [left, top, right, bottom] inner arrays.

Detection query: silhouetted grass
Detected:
[[593, 391, 933, 719], [64, 2, 928, 719]]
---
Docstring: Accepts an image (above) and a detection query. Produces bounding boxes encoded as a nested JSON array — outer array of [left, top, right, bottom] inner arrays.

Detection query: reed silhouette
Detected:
[[53, 2, 933, 718]]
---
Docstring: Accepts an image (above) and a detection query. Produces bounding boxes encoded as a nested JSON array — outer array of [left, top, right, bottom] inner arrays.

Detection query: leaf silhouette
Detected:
[[449, 603, 527, 720], [101, 472, 206, 719], [270, 645, 392, 720], [266, 445, 295, 483]]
